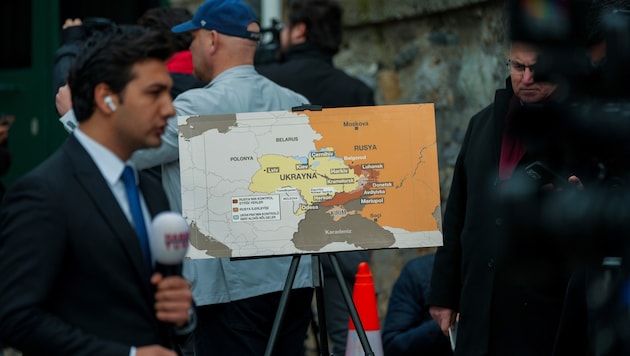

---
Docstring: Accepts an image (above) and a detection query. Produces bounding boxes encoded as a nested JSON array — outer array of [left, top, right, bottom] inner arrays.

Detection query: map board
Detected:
[[178, 104, 442, 259]]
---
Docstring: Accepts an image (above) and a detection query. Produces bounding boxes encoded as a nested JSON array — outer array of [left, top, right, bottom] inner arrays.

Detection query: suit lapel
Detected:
[[63, 136, 153, 295]]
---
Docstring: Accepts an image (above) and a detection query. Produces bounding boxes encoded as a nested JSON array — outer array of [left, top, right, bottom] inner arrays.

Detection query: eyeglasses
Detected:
[[507, 60, 535, 73]]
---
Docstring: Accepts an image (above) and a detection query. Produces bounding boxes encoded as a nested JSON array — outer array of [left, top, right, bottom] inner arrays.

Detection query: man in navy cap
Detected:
[[131, 0, 313, 355]]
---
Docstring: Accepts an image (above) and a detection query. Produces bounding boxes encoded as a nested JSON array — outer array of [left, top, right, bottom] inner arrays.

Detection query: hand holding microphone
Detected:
[[149, 212, 193, 332]]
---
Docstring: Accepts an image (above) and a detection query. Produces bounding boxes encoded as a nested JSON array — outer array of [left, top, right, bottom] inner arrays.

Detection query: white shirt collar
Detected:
[[73, 128, 137, 185]]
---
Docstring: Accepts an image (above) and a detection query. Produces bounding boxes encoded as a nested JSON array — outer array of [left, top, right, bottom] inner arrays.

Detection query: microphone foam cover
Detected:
[[150, 211, 190, 265]]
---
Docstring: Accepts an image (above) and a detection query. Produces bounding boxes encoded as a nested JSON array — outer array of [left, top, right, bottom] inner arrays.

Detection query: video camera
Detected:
[[254, 19, 284, 65], [53, 17, 118, 96], [81, 17, 117, 37], [510, 0, 630, 98], [508, 0, 630, 170], [507, 1, 630, 354]]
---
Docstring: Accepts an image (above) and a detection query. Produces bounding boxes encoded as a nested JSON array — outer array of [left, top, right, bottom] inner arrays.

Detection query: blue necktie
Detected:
[[121, 165, 152, 273]]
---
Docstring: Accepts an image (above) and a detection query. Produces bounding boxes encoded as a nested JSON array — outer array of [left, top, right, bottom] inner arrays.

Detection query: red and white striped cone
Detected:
[[345, 262, 384, 356]]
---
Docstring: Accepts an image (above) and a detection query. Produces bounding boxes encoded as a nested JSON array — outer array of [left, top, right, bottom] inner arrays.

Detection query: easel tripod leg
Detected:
[[264, 255, 301, 356], [313, 254, 332, 355]]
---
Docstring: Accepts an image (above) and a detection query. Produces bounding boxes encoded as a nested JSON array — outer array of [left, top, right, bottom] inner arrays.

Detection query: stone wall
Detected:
[[336, 0, 508, 330], [170, 0, 508, 335]]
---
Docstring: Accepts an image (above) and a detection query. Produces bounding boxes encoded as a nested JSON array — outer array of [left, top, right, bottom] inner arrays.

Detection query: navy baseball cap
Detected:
[[171, 0, 260, 41]]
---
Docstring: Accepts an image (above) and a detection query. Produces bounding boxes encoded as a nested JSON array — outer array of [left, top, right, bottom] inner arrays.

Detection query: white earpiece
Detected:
[[104, 95, 117, 112]]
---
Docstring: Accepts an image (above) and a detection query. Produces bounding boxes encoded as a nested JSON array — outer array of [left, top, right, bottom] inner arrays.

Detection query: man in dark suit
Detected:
[[0, 27, 193, 356], [428, 42, 571, 355]]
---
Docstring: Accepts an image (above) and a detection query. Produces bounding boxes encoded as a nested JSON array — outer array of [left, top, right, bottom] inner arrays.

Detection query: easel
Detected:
[[262, 105, 379, 356], [264, 253, 375, 356], [266, 104, 343, 355]]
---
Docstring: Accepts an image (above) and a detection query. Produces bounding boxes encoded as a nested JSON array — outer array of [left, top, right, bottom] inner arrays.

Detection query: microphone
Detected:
[[149, 212, 192, 356], [149, 211, 190, 276]]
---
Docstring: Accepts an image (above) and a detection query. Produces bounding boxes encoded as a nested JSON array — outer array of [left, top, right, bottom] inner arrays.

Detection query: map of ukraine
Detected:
[[178, 105, 442, 259]]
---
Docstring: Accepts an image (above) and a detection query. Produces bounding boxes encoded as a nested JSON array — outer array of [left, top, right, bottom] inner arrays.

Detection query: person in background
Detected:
[[382, 252, 453, 356], [52, 17, 116, 100], [130, 0, 313, 354], [56, 7, 205, 117], [0, 27, 194, 355], [55, 8, 206, 184], [428, 41, 572, 355], [136, 7, 206, 98], [256, 1, 374, 353], [257, 0, 374, 108]]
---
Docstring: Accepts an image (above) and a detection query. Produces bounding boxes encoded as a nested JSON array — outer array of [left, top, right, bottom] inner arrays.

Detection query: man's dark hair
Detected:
[[67, 26, 174, 122], [288, 0, 343, 55], [137, 7, 194, 52]]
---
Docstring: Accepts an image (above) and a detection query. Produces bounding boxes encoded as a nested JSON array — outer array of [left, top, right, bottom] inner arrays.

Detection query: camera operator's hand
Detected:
[[0, 115, 14, 144], [542, 177, 583, 192], [56, 84, 73, 116], [568, 175, 584, 190], [0, 125, 9, 145], [62, 18, 82, 30]]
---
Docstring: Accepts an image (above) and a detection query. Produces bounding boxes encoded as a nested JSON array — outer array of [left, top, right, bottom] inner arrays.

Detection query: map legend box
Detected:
[[231, 195, 281, 222]]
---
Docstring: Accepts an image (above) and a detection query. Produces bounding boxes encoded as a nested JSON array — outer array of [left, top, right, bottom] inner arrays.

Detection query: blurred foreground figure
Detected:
[[544, 1, 630, 354]]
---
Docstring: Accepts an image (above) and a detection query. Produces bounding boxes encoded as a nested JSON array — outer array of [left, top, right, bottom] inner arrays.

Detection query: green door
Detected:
[[0, 0, 164, 190], [0, 0, 64, 188]]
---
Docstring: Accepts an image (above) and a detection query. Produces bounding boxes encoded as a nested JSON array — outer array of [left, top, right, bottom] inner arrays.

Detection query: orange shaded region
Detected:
[[321, 188, 364, 207], [306, 104, 441, 232]]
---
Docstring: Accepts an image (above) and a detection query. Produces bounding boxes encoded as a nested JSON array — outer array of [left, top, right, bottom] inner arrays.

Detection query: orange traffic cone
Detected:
[[345, 262, 384, 356]]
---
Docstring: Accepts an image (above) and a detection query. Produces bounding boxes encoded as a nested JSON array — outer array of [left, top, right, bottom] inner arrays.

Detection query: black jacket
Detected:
[[0, 135, 175, 355], [383, 254, 452, 356], [256, 43, 374, 108], [428, 79, 572, 355], [53, 29, 204, 103], [52, 26, 87, 98]]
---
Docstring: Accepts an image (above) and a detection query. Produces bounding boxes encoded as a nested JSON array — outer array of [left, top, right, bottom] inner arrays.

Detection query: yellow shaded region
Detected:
[[250, 153, 360, 214], [306, 104, 441, 232]]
